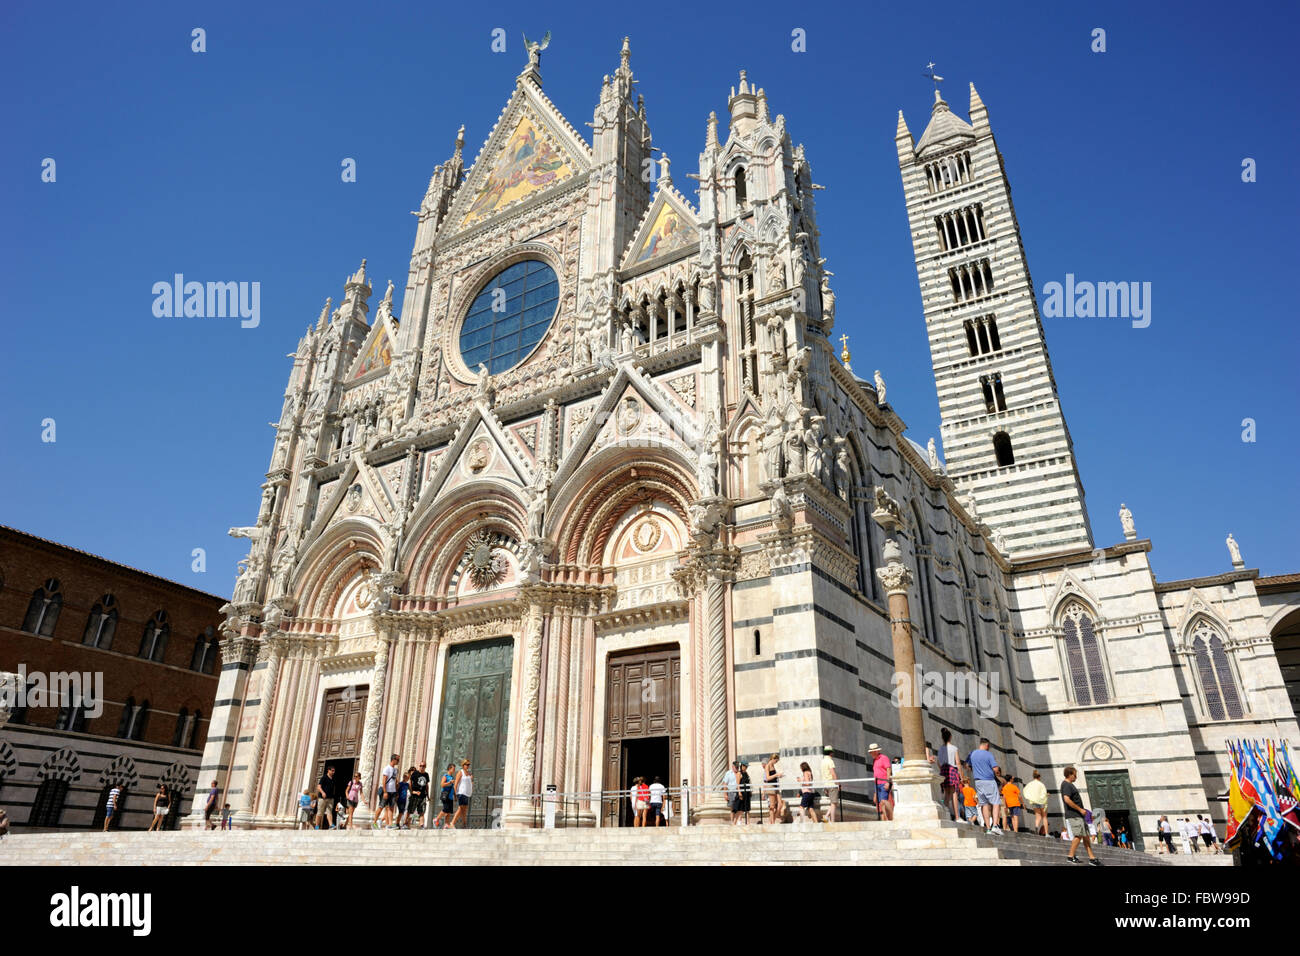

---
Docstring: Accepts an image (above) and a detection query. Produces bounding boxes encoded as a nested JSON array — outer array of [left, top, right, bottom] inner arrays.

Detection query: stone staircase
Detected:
[[0, 820, 1184, 866]]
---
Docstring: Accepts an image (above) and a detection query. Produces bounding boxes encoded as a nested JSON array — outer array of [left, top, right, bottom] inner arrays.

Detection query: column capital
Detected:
[[876, 561, 914, 595]]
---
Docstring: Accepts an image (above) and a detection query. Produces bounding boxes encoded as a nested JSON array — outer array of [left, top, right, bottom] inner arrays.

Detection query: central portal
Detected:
[[605, 644, 681, 826], [434, 638, 513, 829]]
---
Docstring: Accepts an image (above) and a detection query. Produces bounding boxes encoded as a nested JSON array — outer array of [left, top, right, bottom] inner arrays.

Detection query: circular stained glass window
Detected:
[[459, 259, 559, 375]]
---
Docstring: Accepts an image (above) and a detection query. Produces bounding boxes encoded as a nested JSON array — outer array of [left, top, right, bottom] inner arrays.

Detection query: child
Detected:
[[297, 789, 313, 830], [961, 775, 978, 823], [220, 803, 233, 830], [396, 772, 411, 829]]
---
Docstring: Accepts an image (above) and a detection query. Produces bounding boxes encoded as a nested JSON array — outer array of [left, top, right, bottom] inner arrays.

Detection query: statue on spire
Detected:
[[522, 31, 551, 71]]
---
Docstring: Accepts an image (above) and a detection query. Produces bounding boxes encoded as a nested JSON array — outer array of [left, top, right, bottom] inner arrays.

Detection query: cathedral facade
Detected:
[[198, 40, 1300, 840]]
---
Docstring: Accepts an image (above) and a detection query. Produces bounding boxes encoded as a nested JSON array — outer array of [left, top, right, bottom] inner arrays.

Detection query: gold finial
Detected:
[[839, 333, 852, 372]]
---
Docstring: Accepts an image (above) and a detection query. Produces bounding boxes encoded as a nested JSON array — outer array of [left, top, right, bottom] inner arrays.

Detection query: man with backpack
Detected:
[[1060, 766, 1101, 865]]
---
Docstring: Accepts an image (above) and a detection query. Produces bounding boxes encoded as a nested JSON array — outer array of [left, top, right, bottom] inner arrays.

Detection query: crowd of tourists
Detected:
[[300, 754, 475, 830]]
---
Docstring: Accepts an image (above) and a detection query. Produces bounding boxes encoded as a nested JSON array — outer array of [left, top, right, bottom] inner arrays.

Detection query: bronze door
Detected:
[[434, 638, 513, 829], [605, 644, 681, 826]]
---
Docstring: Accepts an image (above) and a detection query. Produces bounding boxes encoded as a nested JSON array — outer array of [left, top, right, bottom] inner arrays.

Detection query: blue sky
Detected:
[[2, 0, 1296, 596]]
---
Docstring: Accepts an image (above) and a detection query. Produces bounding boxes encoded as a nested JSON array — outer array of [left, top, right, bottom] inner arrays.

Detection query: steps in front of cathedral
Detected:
[[0, 820, 1178, 866]]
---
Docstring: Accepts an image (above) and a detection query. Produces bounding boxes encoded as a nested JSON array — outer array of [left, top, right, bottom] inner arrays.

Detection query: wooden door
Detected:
[[313, 685, 367, 782], [605, 644, 681, 826], [434, 638, 513, 829]]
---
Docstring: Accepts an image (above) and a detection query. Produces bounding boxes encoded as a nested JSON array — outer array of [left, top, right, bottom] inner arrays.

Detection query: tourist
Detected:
[[736, 762, 751, 824], [937, 729, 961, 821], [764, 754, 785, 824], [1157, 815, 1174, 853], [1179, 817, 1195, 854], [649, 776, 667, 826], [798, 762, 821, 823], [1101, 815, 1115, 847], [316, 765, 337, 830], [396, 771, 411, 829], [448, 759, 473, 829], [374, 754, 400, 829], [297, 789, 313, 829], [869, 743, 893, 822], [961, 774, 978, 823], [221, 802, 233, 830], [992, 765, 1009, 830], [820, 746, 839, 823], [433, 763, 456, 829], [634, 777, 651, 827], [1198, 815, 1219, 853], [966, 739, 1001, 834], [724, 761, 740, 825], [103, 783, 122, 832], [148, 784, 169, 832], [204, 779, 220, 830], [1060, 766, 1100, 865], [1022, 770, 1048, 835], [344, 772, 362, 829], [410, 762, 430, 829], [1001, 775, 1022, 832], [1117, 825, 1128, 849]]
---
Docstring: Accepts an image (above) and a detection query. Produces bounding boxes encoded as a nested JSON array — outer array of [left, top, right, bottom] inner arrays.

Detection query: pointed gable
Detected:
[[445, 82, 591, 237], [622, 186, 699, 269], [348, 316, 397, 380], [915, 93, 975, 157]]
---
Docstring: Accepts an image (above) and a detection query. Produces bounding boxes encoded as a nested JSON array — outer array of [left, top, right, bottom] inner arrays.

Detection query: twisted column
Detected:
[[509, 600, 545, 825], [239, 639, 281, 820], [707, 578, 729, 786], [357, 630, 392, 815]]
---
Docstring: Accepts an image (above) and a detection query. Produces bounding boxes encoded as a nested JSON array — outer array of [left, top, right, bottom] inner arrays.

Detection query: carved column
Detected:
[[356, 628, 393, 821], [237, 636, 282, 825], [506, 597, 546, 827]]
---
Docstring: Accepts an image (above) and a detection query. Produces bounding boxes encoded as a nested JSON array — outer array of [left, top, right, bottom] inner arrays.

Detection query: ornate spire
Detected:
[[347, 258, 369, 292], [619, 35, 631, 77], [316, 297, 332, 332], [705, 110, 719, 151]]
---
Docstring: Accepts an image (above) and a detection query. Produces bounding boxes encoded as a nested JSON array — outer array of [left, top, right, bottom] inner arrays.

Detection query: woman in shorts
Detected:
[[148, 784, 170, 832], [343, 772, 362, 829], [764, 754, 785, 824], [432, 763, 456, 829]]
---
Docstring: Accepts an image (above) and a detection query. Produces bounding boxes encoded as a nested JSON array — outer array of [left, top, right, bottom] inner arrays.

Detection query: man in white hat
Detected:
[[869, 743, 892, 821]]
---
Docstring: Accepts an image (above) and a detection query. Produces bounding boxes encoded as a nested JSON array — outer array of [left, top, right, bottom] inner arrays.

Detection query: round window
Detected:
[[459, 259, 559, 375]]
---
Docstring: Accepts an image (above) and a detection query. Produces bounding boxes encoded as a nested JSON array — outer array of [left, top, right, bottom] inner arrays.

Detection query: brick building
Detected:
[[0, 526, 225, 830]]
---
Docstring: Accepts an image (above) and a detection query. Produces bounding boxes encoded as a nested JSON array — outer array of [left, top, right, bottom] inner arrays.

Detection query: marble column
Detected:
[[355, 628, 392, 823], [506, 598, 545, 827]]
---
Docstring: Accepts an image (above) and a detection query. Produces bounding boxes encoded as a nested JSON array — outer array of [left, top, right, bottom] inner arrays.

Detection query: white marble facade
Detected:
[[196, 42, 1300, 841]]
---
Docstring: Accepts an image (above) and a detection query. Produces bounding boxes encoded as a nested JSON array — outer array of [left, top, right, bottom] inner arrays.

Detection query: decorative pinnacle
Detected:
[[839, 333, 852, 372]]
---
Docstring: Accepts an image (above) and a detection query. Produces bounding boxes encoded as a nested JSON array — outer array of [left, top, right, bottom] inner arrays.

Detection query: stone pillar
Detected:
[[506, 598, 545, 827], [235, 636, 282, 826], [355, 628, 392, 823], [872, 490, 944, 822]]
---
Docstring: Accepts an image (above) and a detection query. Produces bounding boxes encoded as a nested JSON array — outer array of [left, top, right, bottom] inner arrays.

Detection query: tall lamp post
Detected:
[[871, 488, 945, 822]]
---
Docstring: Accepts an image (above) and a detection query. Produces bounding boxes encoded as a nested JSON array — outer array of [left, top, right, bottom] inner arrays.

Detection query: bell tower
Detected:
[[897, 81, 1092, 557]]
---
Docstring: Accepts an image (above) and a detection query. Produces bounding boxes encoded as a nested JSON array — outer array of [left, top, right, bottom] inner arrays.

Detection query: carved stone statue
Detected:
[[524, 472, 550, 540], [697, 432, 720, 497], [770, 482, 793, 531], [992, 530, 1007, 554], [522, 30, 550, 70], [1226, 533, 1243, 566], [475, 363, 493, 403], [927, 438, 941, 473], [873, 370, 887, 405], [784, 425, 805, 476], [761, 413, 784, 482], [820, 275, 835, 325], [1119, 503, 1135, 540], [804, 416, 825, 482], [834, 438, 851, 501]]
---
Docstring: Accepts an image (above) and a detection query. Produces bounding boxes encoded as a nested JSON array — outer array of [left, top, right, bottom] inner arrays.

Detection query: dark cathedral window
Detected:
[[23, 578, 62, 636], [138, 610, 169, 662], [1061, 604, 1109, 705], [83, 594, 118, 649], [1190, 621, 1244, 720], [993, 431, 1015, 466], [734, 167, 747, 209]]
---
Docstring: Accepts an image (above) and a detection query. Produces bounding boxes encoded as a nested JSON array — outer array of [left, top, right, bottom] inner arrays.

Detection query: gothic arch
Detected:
[[0, 739, 17, 781], [98, 755, 141, 790], [1185, 613, 1246, 721], [36, 747, 82, 783], [1048, 570, 1102, 624], [159, 761, 192, 796], [403, 483, 527, 595], [549, 449, 695, 566], [294, 518, 385, 618]]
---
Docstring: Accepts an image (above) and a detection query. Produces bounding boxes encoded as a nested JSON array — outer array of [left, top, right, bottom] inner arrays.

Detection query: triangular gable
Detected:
[[444, 83, 591, 236], [554, 364, 700, 493], [621, 186, 699, 269], [348, 313, 397, 380], [1174, 587, 1234, 641], [411, 403, 535, 517], [507, 417, 541, 464], [305, 454, 396, 548], [1047, 569, 1101, 622]]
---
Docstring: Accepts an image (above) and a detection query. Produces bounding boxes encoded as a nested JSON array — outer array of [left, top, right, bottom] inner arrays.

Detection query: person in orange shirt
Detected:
[[1001, 776, 1023, 832], [961, 775, 978, 824]]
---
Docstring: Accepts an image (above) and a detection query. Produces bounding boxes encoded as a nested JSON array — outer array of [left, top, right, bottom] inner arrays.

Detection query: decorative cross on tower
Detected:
[[839, 333, 852, 372], [923, 61, 944, 91]]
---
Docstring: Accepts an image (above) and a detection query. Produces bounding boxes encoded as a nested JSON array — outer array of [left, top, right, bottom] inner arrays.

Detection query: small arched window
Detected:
[[188, 709, 203, 749], [83, 595, 119, 649], [1190, 621, 1244, 720], [753, 629, 761, 656], [190, 634, 207, 671], [202, 632, 220, 675], [22, 578, 63, 636], [139, 611, 169, 662], [993, 431, 1015, 467], [734, 167, 748, 209], [173, 708, 190, 747], [1061, 603, 1109, 705]]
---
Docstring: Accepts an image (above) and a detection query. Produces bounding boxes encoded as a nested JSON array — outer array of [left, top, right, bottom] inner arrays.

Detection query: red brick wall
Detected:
[[0, 527, 225, 749]]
